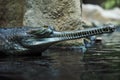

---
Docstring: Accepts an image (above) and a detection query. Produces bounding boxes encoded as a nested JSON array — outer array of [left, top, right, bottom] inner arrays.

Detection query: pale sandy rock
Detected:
[[24, 0, 83, 31], [82, 4, 120, 25]]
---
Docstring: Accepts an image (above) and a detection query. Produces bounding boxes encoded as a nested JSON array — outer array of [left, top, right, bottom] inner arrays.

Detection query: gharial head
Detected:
[[0, 24, 116, 55], [21, 24, 116, 46]]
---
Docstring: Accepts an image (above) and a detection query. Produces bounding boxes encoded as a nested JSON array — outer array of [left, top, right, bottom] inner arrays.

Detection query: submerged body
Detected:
[[0, 24, 116, 55]]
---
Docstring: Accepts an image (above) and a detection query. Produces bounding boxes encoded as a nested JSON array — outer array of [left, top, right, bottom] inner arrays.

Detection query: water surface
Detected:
[[0, 32, 120, 80]]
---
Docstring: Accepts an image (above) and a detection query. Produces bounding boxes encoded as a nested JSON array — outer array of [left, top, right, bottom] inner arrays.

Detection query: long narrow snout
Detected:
[[51, 24, 116, 42], [22, 24, 116, 47]]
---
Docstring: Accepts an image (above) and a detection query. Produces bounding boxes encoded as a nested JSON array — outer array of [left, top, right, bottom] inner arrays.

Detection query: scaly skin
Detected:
[[0, 24, 116, 55]]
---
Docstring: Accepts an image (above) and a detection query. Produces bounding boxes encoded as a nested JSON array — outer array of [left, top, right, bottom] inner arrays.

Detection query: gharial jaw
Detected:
[[22, 24, 116, 47]]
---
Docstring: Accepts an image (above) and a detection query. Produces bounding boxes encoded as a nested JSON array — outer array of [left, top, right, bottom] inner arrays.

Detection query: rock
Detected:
[[0, 0, 24, 27], [24, 0, 83, 31], [82, 4, 120, 25]]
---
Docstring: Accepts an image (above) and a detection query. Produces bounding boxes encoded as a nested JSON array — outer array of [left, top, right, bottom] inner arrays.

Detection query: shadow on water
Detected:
[[0, 33, 120, 80]]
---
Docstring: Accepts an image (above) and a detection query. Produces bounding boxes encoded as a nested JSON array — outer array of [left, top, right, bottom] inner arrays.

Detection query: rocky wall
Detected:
[[24, 0, 82, 31], [0, 0, 24, 27]]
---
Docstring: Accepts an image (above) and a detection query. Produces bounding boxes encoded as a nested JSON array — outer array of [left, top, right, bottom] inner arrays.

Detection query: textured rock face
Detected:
[[0, 0, 82, 30], [24, 0, 82, 31], [83, 4, 120, 25], [0, 0, 24, 27]]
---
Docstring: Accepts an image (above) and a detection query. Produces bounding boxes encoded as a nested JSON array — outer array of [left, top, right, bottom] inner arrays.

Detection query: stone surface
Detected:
[[0, 0, 24, 27], [82, 4, 120, 25], [24, 0, 83, 31], [0, 0, 83, 29]]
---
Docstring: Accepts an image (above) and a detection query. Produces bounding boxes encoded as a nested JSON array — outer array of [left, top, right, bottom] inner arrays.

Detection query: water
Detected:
[[0, 33, 120, 80]]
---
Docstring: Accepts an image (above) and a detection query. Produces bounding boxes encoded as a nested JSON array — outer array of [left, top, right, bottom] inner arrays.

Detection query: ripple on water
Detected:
[[0, 35, 120, 80]]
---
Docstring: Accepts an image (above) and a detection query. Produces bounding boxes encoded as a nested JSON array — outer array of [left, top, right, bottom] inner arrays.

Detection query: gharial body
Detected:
[[0, 24, 116, 55]]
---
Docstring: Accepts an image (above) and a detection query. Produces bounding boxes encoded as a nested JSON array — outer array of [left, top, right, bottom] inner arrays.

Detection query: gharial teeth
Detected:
[[87, 31, 89, 35], [95, 30, 97, 34], [98, 29, 101, 33], [77, 33, 79, 36], [100, 29, 103, 33], [89, 31, 92, 35]]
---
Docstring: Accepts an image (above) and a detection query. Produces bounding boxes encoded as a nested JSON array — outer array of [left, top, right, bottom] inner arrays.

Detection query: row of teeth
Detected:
[[55, 27, 111, 38]]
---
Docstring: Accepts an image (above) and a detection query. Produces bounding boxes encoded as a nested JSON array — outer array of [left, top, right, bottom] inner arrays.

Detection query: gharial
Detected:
[[0, 24, 116, 56]]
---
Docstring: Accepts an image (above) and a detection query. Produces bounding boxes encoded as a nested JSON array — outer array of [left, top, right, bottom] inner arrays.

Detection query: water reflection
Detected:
[[0, 35, 120, 80]]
